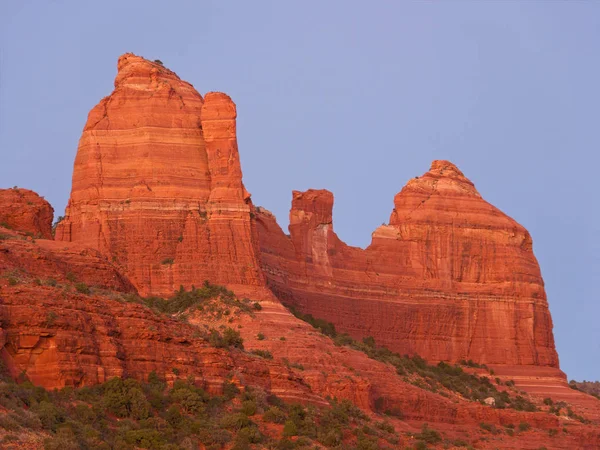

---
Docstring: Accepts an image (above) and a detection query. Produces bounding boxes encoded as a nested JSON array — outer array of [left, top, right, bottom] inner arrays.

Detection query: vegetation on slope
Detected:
[[569, 380, 600, 400], [288, 307, 537, 412], [121, 281, 262, 323], [0, 365, 401, 450]]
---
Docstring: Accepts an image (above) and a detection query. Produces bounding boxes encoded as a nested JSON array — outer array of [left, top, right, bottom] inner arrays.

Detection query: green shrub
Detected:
[[415, 423, 442, 444], [241, 400, 257, 416], [518, 422, 531, 432], [32, 400, 65, 431], [220, 412, 251, 430], [256, 333, 265, 341], [161, 258, 174, 265], [75, 282, 90, 294], [222, 380, 240, 400], [264, 406, 287, 424], [209, 327, 244, 349], [282, 419, 297, 437], [250, 349, 273, 359], [43, 427, 80, 450], [252, 302, 262, 311]]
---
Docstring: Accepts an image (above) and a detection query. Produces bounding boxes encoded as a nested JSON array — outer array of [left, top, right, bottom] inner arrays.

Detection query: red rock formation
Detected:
[[0, 188, 54, 239], [0, 236, 315, 403], [256, 161, 559, 370], [55, 54, 264, 296]]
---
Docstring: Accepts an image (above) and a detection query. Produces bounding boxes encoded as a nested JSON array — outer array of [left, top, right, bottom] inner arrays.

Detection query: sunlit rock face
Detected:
[[56, 54, 264, 296], [0, 188, 54, 239], [257, 160, 559, 369]]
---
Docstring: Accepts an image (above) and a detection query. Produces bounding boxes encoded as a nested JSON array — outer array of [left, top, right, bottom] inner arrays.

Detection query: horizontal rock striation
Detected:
[[257, 161, 559, 370], [55, 54, 264, 296], [0, 237, 314, 402]]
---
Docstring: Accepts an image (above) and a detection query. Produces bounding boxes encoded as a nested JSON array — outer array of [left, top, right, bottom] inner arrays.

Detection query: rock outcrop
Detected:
[[0, 236, 315, 403], [55, 54, 264, 296], [0, 188, 54, 239], [3, 54, 600, 447], [256, 161, 559, 370]]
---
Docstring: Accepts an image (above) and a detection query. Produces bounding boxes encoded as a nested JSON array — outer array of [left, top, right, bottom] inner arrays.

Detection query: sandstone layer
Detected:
[[256, 161, 559, 370], [0, 235, 316, 404], [0, 188, 54, 239], [55, 53, 263, 296]]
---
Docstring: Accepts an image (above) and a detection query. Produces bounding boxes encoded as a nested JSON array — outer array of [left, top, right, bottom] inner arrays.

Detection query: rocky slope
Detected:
[[55, 53, 264, 297]]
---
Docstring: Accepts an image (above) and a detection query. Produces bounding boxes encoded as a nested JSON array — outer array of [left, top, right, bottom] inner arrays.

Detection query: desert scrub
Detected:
[[250, 349, 273, 359], [289, 306, 538, 412], [75, 282, 90, 294], [129, 281, 255, 317]]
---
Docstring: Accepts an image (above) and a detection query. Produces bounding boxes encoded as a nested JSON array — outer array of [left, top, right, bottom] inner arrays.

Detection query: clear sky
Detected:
[[1, 1, 598, 381]]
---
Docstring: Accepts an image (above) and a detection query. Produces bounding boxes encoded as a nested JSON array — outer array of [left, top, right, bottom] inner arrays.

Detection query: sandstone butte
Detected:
[[255, 162, 562, 385], [55, 53, 264, 297], [1, 54, 599, 447]]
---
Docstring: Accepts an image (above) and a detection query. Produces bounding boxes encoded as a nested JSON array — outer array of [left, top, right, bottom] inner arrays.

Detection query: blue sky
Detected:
[[1, 1, 598, 381]]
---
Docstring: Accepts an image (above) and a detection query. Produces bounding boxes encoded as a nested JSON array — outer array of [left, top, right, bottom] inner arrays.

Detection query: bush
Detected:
[[209, 328, 244, 349], [241, 400, 257, 416], [224, 328, 244, 348], [264, 406, 287, 424], [222, 380, 240, 400], [256, 333, 265, 341], [75, 282, 90, 294], [220, 412, 251, 430], [161, 258, 174, 265], [252, 302, 262, 311], [518, 422, 531, 432], [282, 419, 297, 437], [250, 349, 273, 359], [416, 423, 442, 444], [32, 400, 65, 431]]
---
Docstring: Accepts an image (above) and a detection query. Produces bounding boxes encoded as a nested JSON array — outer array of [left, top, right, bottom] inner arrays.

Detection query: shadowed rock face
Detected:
[[256, 160, 559, 369], [55, 53, 264, 296], [0, 188, 54, 239]]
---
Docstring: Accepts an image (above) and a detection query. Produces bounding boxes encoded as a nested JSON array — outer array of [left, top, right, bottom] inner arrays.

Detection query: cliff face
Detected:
[[4, 55, 600, 446], [257, 161, 559, 369], [0, 188, 54, 239], [55, 54, 263, 296], [53, 54, 560, 372]]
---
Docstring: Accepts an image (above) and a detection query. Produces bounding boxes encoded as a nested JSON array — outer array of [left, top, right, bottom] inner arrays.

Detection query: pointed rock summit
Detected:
[[257, 160, 559, 373], [56, 54, 264, 296]]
